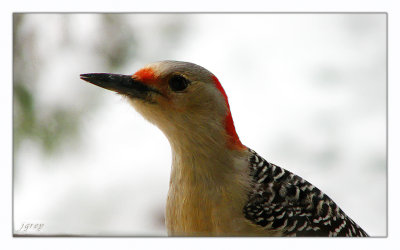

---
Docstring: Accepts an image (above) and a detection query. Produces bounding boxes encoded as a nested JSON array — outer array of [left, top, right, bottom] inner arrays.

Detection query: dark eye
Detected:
[[168, 75, 189, 92]]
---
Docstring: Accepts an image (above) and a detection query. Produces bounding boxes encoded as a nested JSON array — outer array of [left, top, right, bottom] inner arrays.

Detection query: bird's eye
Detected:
[[168, 75, 189, 92]]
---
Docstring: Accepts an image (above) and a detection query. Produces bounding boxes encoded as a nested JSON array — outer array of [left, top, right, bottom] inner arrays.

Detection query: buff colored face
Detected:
[[80, 61, 245, 150]]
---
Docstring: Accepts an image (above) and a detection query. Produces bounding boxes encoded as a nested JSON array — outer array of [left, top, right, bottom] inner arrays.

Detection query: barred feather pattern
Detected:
[[243, 149, 368, 237]]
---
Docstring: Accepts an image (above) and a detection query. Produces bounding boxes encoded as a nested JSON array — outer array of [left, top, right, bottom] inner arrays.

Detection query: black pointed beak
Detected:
[[80, 73, 160, 99]]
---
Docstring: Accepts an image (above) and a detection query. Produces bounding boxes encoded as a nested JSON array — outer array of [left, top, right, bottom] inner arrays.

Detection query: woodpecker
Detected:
[[80, 60, 368, 237]]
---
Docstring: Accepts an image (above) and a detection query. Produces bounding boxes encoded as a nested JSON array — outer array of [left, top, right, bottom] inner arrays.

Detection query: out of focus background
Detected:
[[13, 14, 386, 236]]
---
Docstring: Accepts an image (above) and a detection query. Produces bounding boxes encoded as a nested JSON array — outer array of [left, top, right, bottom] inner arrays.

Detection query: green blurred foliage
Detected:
[[98, 15, 138, 71], [12, 14, 136, 156], [13, 13, 187, 157], [13, 15, 80, 155]]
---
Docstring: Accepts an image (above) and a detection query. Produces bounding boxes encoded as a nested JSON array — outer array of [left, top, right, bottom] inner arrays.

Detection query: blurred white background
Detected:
[[13, 14, 386, 236]]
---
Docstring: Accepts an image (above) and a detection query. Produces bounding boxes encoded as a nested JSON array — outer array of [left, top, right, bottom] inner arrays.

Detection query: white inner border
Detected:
[[2, 0, 398, 249]]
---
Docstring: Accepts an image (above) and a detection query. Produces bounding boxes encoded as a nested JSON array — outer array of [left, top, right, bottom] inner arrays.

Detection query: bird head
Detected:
[[81, 61, 246, 151]]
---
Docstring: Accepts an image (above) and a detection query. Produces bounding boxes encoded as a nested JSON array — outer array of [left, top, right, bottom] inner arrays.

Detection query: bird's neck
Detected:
[[166, 125, 249, 187]]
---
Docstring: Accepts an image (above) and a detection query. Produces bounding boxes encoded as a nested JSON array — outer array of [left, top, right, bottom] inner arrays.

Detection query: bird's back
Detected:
[[244, 148, 368, 237]]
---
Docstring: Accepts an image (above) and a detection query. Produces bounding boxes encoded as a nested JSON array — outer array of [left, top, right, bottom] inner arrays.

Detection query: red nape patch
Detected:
[[211, 75, 246, 150], [134, 67, 156, 82]]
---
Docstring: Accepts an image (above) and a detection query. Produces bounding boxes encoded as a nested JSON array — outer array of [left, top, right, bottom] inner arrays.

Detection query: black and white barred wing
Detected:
[[243, 149, 368, 237]]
